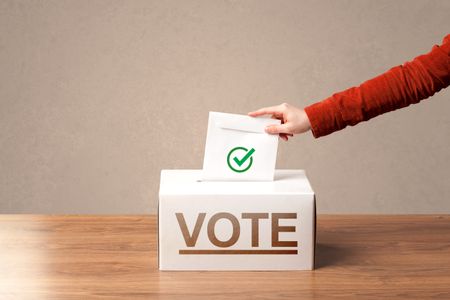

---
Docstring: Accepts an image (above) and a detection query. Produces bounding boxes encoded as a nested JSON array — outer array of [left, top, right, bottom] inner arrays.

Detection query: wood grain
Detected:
[[0, 215, 449, 299]]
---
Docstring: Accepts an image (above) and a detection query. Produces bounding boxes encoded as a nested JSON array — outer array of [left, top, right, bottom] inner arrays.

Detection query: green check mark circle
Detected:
[[227, 146, 254, 173]]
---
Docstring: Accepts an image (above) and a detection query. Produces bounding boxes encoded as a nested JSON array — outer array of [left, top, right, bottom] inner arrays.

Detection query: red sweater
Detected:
[[304, 34, 450, 138]]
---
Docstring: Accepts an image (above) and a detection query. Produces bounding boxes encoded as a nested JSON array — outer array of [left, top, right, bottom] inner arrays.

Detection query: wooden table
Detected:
[[0, 215, 449, 299]]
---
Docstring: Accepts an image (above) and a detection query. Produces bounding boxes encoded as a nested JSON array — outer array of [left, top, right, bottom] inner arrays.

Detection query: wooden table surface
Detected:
[[0, 215, 449, 299]]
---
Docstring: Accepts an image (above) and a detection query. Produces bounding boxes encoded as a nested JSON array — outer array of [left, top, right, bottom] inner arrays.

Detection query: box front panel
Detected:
[[159, 194, 315, 270]]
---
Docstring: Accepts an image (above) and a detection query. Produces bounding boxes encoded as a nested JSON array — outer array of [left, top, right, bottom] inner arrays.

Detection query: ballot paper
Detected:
[[202, 111, 281, 181]]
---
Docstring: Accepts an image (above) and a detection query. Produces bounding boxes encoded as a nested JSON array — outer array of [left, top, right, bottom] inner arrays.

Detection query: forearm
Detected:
[[305, 34, 450, 138]]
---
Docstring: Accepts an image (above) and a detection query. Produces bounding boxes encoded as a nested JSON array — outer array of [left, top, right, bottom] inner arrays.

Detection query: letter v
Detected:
[[175, 213, 206, 247]]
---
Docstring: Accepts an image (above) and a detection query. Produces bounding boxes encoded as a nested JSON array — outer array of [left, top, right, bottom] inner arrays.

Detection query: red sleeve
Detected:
[[304, 34, 450, 138]]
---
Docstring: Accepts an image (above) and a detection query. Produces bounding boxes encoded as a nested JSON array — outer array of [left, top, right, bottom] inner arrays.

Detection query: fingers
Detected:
[[248, 105, 283, 117], [279, 133, 294, 141], [265, 124, 292, 134], [279, 134, 288, 141]]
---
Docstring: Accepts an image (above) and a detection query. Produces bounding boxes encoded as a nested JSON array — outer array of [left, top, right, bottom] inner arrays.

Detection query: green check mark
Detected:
[[227, 146, 255, 173], [233, 148, 255, 167]]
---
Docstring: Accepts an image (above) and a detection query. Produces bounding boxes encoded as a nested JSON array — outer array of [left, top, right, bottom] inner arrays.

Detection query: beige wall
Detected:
[[1, 0, 449, 214]]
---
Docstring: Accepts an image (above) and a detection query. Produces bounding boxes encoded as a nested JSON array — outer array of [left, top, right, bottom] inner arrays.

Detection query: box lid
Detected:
[[159, 169, 314, 195]]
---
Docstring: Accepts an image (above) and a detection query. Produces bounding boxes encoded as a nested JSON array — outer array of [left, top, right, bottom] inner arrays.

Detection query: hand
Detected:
[[248, 103, 311, 141]]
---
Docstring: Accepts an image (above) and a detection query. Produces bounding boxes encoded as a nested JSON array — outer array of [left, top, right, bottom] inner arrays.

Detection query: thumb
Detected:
[[265, 124, 291, 134]]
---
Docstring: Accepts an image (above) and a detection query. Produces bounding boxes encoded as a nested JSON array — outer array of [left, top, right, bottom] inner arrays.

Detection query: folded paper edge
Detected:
[[211, 111, 281, 134]]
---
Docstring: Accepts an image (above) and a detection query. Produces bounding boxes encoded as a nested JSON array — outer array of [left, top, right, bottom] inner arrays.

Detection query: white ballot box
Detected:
[[158, 170, 316, 270]]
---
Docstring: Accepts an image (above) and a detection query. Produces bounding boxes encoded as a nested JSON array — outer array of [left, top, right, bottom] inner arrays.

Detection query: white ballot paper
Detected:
[[202, 111, 281, 181]]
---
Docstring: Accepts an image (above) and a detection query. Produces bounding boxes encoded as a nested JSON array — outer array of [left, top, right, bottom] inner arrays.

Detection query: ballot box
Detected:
[[158, 170, 316, 270]]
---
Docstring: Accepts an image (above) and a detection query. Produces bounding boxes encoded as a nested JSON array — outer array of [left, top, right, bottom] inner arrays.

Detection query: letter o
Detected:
[[207, 212, 240, 247]]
